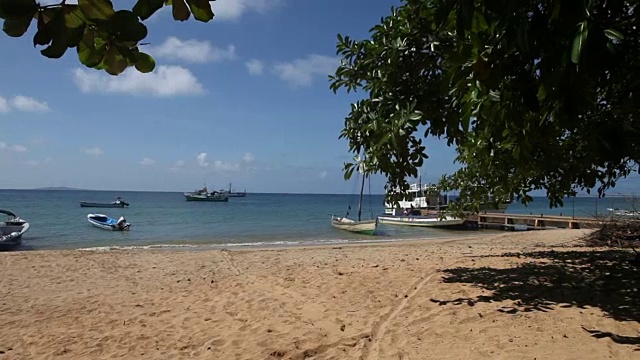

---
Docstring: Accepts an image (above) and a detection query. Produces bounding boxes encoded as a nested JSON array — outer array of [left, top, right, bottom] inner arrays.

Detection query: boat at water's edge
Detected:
[[377, 214, 466, 228], [0, 210, 30, 251], [331, 214, 377, 235]]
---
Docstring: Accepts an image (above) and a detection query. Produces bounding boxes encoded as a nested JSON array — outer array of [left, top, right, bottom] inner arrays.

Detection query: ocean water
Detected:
[[0, 190, 635, 251]]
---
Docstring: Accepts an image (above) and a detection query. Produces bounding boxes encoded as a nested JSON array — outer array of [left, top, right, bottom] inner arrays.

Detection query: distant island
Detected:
[[32, 186, 85, 191]]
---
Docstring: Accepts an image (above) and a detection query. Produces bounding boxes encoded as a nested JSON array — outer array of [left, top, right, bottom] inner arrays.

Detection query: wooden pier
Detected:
[[465, 213, 603, 231]]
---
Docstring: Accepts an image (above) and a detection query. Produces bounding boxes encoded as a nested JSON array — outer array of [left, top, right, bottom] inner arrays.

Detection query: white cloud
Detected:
[[320, 170, 328, 179], [82, 147, 104, 156], [72, 66, 204, 97], [243, 152, 255, 163], [169, 160, 185, 171], [213, 0, 282, 20], [245, 59, 264, 75], [0, 96, 8, 112], [273, 55, 339, 87], [0, 95, 49, 113], [0, 142, 27, 152], [197, 152, 209, 167], [147, 37, 236, 63], [213, 160, 240, 172], [26, 157, 51, 167], [139, 158, 156, 166], [10, 95, 49, 112]]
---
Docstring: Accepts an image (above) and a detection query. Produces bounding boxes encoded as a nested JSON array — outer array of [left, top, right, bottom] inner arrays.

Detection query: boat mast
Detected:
[[357, 157, 366, 222]]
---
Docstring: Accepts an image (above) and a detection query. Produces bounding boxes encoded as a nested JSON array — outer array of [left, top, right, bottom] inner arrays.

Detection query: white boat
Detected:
[[377, 214, 466, 228], [87, 214, 131, 231], [331, 154, 378, 235], [0, 210, 30, 251], [384, 176, 510, 215], [331, 215, 377, 235], [184, 185, 229, 202], [607, 208, 640, 217]]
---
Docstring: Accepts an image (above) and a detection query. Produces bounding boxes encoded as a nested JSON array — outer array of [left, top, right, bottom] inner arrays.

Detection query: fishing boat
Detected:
[[377, 213, 466, 228], [80, 197, 129, 208], [0, 209, 30, 251], [87, 214, 131, 231], [184, 186, 229, 202], [219, 183, 247, 197], [331, 155, 378, 235]]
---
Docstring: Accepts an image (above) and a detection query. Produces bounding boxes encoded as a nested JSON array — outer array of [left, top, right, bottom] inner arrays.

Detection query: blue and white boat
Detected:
[[87, 214, 131, 231], [0, 209, 30, 251]]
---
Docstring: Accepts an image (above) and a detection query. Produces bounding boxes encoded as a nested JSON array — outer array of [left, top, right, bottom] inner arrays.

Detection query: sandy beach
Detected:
[[0, 229, 638, 359]]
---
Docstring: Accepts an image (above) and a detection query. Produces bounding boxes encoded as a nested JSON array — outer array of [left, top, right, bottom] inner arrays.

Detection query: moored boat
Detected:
[[184, 186, 229, 202], [0, 210, 30, 251], [331, 215, 377, 235], [218, 183, 247, 197], [87, 214, 131, 231], [377, 214, 466, 228], [80, 197, 129, 208]]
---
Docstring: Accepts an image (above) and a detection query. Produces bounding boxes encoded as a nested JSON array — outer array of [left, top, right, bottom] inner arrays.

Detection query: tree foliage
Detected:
[[330, 0, 639, 211], [0, 0, 215, 75]]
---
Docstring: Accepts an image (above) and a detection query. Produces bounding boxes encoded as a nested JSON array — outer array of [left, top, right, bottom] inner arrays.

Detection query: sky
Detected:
[[0, 0, 637, 195]]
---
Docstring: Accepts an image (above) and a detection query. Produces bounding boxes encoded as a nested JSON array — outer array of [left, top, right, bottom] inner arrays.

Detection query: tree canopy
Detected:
[[330, 0, 639, 210], [0, 0, 215, 75]]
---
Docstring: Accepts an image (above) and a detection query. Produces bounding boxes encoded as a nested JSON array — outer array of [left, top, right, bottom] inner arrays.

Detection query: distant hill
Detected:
[[32, 186, 85, 191]]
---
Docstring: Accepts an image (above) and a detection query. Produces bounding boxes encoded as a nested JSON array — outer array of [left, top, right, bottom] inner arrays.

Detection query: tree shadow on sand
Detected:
[[438, 249, 639, 347]]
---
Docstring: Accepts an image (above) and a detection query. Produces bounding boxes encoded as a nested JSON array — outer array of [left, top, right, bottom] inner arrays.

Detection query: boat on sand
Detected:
[[0, 209, 30, 250]]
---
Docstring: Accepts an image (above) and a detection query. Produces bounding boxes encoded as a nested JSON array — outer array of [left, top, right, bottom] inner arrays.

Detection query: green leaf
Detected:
[[0, 0, 37, 21], [77, 30, 104, 68], [603, 28, 624, 42], [63, 4, 86, 28], [134, 51, 155, 73], [78, 0, 114, 21], [186, 0, 213, 22], [40, 10, 68, 58], [172, 0, 190, 21], [571, 21, 588, 64], [66, 24, 85, 47], [103, 45, 128, 75], [109, 10, 147, 42], [132, 0, 165, 21], [33, 12, 52, 46], [2, 13, 31, 37]]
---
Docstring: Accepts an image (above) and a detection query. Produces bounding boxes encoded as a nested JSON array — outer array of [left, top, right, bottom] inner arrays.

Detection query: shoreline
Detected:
[[1, 228, 638, 359]]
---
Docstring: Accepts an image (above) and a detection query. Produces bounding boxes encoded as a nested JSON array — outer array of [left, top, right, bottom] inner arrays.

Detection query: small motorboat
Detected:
[[80, 197, 130, 208], [0, 209, 30, 251], [87, 214, 131, 231]]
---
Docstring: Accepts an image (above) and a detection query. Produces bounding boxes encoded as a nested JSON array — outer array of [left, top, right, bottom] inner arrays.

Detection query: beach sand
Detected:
[[0, 229, 638, 359]]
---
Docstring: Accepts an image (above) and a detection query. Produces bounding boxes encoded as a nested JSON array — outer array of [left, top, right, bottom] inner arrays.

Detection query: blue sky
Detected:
[[0, 0, 637, 195]]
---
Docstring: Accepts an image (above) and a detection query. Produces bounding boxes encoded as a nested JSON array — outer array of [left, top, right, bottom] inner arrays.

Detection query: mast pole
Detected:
[[358, 167, 365, 222]]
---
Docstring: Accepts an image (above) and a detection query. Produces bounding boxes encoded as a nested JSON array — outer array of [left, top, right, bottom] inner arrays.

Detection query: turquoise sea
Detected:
[[0, 189, 636, 251]]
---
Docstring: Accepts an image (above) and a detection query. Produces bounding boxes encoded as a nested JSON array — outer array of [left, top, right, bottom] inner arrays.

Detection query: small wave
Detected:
[[75, 235, 460, 252]]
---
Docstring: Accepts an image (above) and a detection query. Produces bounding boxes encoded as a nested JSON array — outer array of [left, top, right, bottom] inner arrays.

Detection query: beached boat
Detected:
[[184, 186, 229, 202], [0, 209, 30, 251], [80, 197, 129, 208], [331, 154, 378, 235], [377, 214, 466, 228], [87, 214, 131, 231], [218, 183, 247, 197]]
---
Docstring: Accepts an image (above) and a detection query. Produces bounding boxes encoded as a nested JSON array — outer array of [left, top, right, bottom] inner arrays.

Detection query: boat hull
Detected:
[[87, 214, 130, 231], [0, 210, 30, 251], [378, 215, 465, 228], [331, 216, 377, 235], [80, 201, 129, 208], [184, 193, 229, 202]]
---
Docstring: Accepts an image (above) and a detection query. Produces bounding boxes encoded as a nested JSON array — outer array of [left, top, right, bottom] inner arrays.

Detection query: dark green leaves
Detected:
[[108, 10, 147, 43], [571, 21, 589, 64], [78, 0, 114, 20], [603, 28, 624, 42], [0, 0, 37, 37], [134, 52, 155, 73], [167, 0, 214, 22], [132, 0, 164, 21]]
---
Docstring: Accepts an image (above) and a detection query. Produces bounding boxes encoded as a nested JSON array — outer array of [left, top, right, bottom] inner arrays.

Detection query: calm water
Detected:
[[0, 190, 634, 251]]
